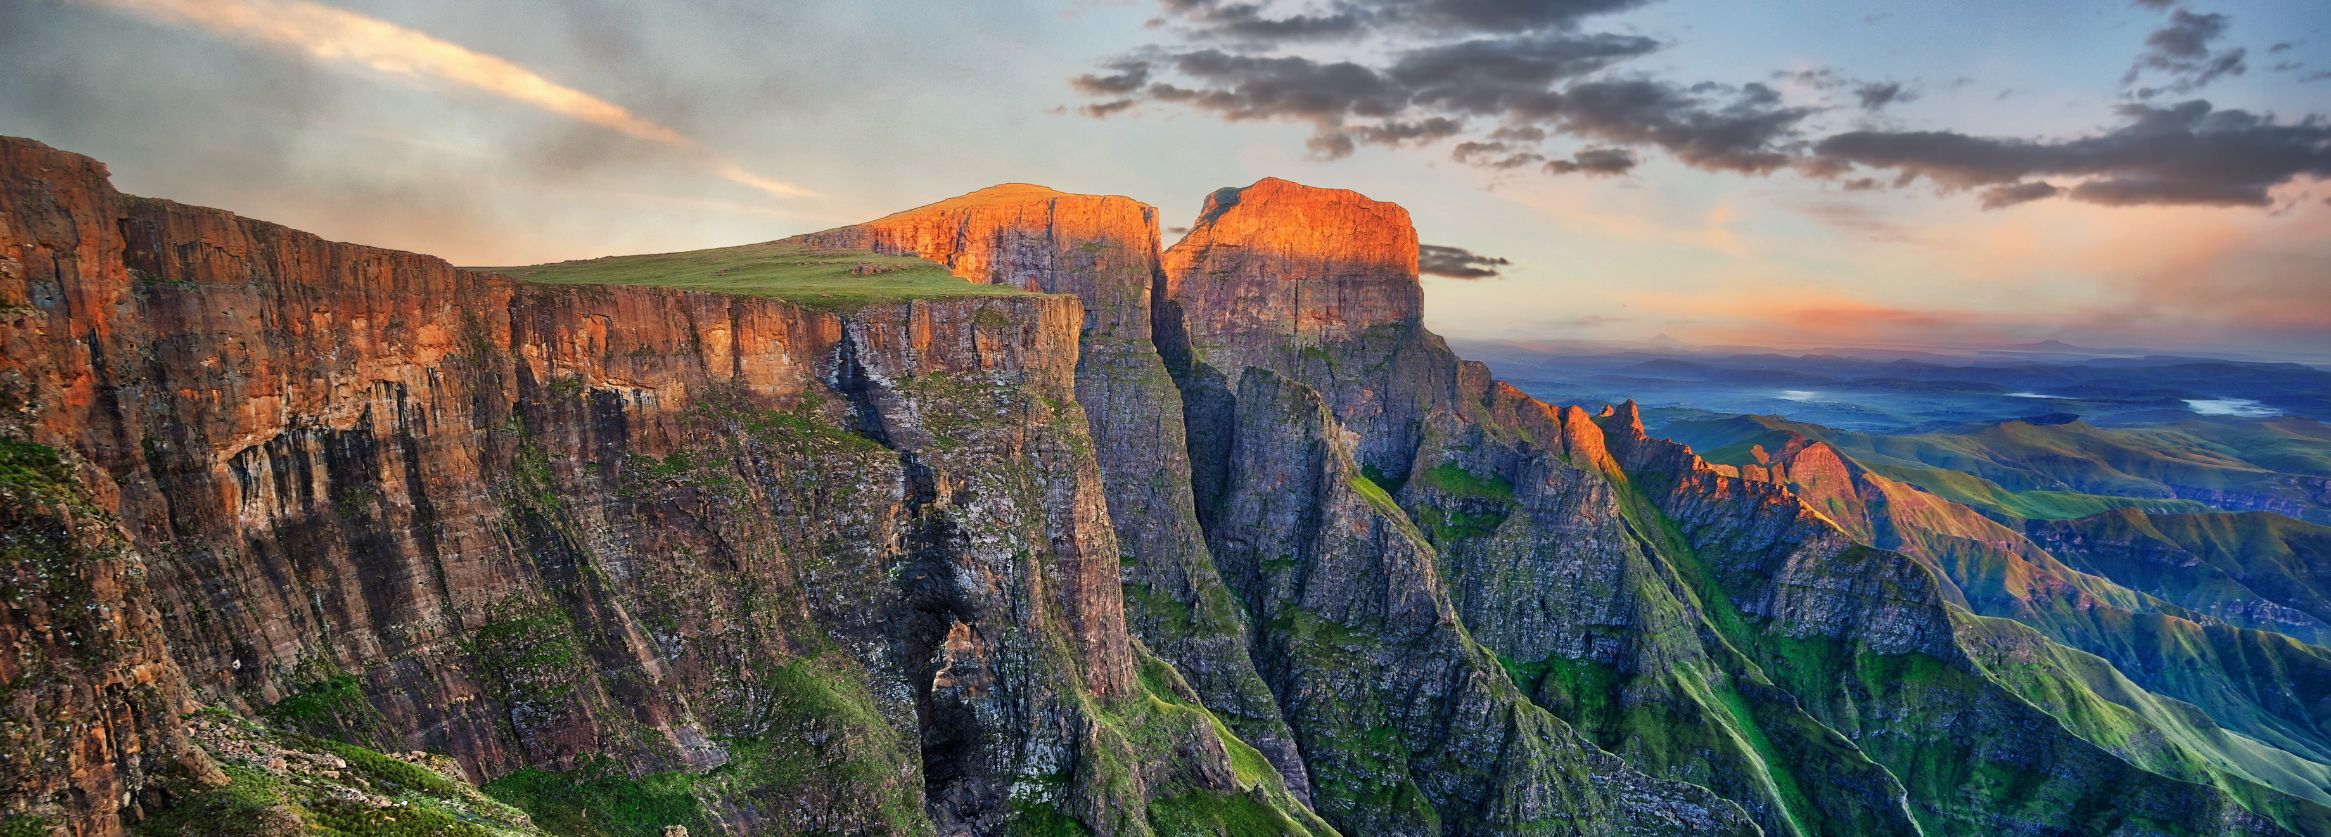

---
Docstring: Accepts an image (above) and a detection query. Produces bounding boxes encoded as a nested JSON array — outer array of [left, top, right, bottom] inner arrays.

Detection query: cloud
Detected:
[[1452, 140, 1546, 169], [1543, 146, 1637, 175], [1076, 5, 1816, 182], [1080, 0, 2320, 210], [1146, 50, 1403, 122], [1071, 59, 1150, 95], [1627, 288, 2036, 348], [1419, 243, 1512, 278], [1158, 0, 1651, 42], [1565, 81, 1811, 172], [77, 0, 815, 200], [2124, 9, 2247, 95], [1390, 32, 1661, 113], [1812, 100, 2331, 208], [1152, 0, 1370, 42], [1978, 181, 2061, 209], [1854, 81, 1916, 110], [1793, 200, 1923, 242]]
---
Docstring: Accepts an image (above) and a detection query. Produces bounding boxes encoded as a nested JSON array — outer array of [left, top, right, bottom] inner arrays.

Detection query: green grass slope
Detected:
[[1594, 421, 2331, 834], [486, 239, 1034, 309], [1726, 439, 2331, 782]]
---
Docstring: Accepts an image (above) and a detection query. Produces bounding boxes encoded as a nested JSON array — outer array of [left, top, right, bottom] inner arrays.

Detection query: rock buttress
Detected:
[[808, 183, 1315, 802]]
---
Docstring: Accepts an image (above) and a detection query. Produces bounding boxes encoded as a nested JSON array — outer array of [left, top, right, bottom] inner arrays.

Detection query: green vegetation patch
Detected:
[[492, 240, 1035, 310], [261, 668, 392, 747], [461, 604, 587, 711], [142, 714, 540, 837], [1418, 463, 1515, 503], [483, 758, 707, 837], [483, 652, 929, 837]]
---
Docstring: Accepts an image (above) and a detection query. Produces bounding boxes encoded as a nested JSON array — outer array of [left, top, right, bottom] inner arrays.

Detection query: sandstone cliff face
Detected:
[[804, 183, 1313, 801], [1160, 178, 1420, 361], [0, 137, 1312, 836], [1162, 178, 1472, 482]]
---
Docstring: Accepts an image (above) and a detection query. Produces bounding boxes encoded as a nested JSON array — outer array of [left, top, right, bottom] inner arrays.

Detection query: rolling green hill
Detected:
[[2030, 509, 2331, 646]]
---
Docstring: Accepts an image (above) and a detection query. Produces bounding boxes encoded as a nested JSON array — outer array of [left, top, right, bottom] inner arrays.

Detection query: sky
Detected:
[[3, 0, 2328, 359]]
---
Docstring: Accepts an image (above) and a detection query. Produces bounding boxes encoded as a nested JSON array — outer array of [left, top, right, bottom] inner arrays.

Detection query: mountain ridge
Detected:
[[5, 135, 2329, 836]]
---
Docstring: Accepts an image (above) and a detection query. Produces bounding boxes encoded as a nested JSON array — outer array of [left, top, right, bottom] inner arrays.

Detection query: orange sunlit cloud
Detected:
[[77, 0, 818, 201]]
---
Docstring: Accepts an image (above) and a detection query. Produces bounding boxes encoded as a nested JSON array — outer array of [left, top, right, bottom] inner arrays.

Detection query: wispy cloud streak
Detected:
[[77, 0, 817, 199]]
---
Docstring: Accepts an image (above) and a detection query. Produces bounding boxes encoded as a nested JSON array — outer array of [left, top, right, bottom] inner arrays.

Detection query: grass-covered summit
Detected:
[[486, 238, 1032, 309]]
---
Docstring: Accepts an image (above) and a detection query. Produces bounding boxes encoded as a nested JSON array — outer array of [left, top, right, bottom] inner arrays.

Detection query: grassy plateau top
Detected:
[[484, 239, 1034, 310]]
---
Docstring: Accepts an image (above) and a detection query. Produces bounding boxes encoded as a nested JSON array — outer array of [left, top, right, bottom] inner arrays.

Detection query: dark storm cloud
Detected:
[[1419, 244, 1512, 278], [1080, 0, 2320, 209], [1812, 100, 2331, 207], [2125, 9, 2247, 94]]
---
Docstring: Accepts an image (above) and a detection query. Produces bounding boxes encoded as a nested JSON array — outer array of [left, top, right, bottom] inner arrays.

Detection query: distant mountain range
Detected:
[[1461, 340, 2331, 433]]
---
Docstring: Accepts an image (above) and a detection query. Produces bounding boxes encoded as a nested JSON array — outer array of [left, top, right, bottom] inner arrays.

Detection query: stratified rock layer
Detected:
[[0, 138, 1318, 836], [807, 183, 1315, 800]]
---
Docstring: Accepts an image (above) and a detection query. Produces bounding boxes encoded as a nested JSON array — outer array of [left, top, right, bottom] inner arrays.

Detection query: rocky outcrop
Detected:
[[1163, 180, 1923, 836], [1159, 178, 1421, 368], [1163, 175, 2329, 835], [1744, 439, 2331, 778], [1162, 178, 1477, 482], [805, 183, 1313, 801], [1400, 394, 1922, 836], [1596, 404, 2317, 835], [0, 137, 1312, 836], [1204, 367, 1752, 835]]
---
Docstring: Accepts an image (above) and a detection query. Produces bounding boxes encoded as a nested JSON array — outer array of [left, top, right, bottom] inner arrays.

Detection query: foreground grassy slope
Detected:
[[487, 239, 1033, 309]]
